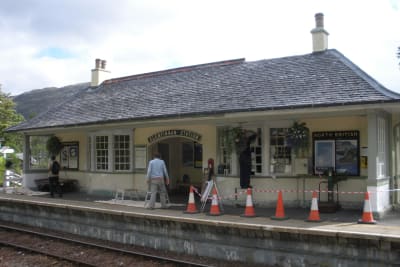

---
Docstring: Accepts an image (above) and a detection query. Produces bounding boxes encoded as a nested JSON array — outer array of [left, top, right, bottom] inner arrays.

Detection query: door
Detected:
[[394, 124, 400, 204], [157, 143, 170, 170]]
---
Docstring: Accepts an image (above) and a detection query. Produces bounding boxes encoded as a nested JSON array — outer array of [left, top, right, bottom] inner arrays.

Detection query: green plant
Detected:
[[0, 156, 5, 185], [221, 127, 257, 155], [46, 136, 63, 157], [221, 127, 243, 155], [287, 122, 310, 156]]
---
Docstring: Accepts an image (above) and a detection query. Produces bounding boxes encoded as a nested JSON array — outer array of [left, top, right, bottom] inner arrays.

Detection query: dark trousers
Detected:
[[240, 164, 251, 189], [49, 176, 62, 197]]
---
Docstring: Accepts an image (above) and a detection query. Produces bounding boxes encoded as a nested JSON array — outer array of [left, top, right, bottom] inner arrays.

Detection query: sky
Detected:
[[0, 0, 399, 96]]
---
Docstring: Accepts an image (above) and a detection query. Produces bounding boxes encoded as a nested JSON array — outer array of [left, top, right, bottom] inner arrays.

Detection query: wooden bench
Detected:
[[35, 178, 79, 192]]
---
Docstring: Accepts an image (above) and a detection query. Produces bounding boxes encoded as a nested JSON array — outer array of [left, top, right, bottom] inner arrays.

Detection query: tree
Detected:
[[0, 85, 24, 152]]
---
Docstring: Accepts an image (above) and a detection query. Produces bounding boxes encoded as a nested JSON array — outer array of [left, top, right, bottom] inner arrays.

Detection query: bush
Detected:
[[0, 157, 5, 185]]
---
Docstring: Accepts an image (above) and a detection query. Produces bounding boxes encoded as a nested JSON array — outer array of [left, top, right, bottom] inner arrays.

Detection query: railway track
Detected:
[[0, 222, 214, 267]]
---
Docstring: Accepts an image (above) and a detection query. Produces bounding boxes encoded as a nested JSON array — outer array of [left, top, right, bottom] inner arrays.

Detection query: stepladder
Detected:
[[200, 179, 224, 213], [144, 183, 170, 207]]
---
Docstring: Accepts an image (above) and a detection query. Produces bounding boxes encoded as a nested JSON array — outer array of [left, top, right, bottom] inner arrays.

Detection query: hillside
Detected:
[[13, 83, 89, 119]]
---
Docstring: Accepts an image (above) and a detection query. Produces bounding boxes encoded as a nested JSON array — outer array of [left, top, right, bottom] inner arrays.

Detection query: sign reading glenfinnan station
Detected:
[[148, 129, 202, 143]]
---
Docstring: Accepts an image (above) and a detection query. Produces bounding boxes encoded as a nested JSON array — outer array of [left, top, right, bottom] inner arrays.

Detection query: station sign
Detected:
[[148, 129, 202, 143]]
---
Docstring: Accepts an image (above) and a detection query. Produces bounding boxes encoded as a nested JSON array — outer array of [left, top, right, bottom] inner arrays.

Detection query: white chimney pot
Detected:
[[91, 58, 110, 87], [311, 13, 329, 52]]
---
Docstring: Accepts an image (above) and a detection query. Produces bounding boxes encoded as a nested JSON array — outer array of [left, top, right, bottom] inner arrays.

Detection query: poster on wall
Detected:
[[134, 145, 147, 169], [312, 131, 360, 176], [60, 142, 79, 170], [314, 140, 335, 174], [335, 139, 358, 175]]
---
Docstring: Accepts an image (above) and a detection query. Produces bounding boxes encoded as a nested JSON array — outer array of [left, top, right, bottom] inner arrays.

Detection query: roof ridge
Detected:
[[328, 49, 400, 99], [103, 58, 245, 85]]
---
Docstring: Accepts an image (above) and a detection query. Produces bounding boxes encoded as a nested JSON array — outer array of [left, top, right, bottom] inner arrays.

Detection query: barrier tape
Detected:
[[190, 186, 400, 201]]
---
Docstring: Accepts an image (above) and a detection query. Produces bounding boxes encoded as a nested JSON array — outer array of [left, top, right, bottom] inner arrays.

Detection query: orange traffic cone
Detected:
[[306, 191, 322, 222], [358, 191, 376, 224], [208, 187, 222, 216], [183, 186, 199, 214], [241, 188, 256, 217], [271, 190, 289, 220]]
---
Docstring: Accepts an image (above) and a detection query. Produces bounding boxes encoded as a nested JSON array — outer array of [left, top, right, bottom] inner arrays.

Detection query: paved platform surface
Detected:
[[2, 190, 399, 266], [15, 190, 399, 240]]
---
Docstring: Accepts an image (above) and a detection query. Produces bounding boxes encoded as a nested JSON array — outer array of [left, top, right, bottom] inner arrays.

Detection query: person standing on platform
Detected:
[[48, 155, 62, 198], [236, 129, 258, 189], [239, 146, 252, 189], [146, 152, 169, 209]]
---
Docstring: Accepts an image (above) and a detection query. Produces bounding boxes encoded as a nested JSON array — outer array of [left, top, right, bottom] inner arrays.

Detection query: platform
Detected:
[[0, 190, 399, 266]]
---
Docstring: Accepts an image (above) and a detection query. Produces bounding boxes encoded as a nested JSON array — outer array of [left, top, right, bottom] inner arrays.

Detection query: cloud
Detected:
[[0, 0, 399, 95]]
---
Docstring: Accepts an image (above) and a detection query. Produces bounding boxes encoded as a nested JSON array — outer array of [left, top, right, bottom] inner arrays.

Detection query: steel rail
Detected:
[[0, 238, 96, 266], [0, 222, 213, 267]]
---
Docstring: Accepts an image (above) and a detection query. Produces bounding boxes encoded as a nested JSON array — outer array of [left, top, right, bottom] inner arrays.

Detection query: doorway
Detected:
[[149, 138, 203, 199]]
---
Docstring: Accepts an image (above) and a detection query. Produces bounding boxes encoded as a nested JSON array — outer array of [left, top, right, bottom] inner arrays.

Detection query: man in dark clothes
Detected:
[[236, 130, 257, 189], [48, 155, 62, 198], [239, 146, 252, 188]]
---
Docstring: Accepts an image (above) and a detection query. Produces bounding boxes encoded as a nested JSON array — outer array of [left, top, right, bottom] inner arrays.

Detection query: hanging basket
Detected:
[[287, 122, 310, 156], [46, 136, 63, 157]]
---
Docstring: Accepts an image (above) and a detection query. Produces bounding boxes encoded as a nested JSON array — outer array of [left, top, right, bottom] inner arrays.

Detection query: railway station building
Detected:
[[7, 13, 400, 217]]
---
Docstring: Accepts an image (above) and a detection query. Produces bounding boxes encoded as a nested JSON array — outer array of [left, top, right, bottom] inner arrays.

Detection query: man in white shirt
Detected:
[[146, 152, 170, 209]]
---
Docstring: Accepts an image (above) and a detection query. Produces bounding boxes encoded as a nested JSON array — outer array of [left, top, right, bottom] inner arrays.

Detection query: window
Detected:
[[87, 136, 92, 171], [250, 129, 262, 174], [90, 131, 133, 172], [377, 117, 386, 178], [182, 142, 194, 167], [218, 128, 233, 175], [28, 136, 50, 169], [114, 135, 130, 171], [270, 128, 292, 174], [96, 135, 109, 171], [217, 127, 262, 175]]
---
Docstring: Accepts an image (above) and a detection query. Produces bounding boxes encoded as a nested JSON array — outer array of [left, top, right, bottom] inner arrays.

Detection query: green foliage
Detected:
[[287, 122, 310, 156], [221, 127, 257, 155], [30, 136, 49, 168], [0, 157, 5, 184], [46, 136, 63, 156], [221, 127, 243, 155], [0, 86, 24, 152]]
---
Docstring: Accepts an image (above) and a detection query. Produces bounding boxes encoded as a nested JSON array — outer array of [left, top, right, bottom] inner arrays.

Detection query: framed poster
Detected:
[[335, 139, 358, 175], [134, 145, 147, 169], [314, 140, 335, 174], [312, 131, 360, 176], [60, 142, 79, 170]]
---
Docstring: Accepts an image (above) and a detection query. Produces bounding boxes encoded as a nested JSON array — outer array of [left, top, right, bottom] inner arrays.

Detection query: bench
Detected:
[[35, 178, 79, 192]]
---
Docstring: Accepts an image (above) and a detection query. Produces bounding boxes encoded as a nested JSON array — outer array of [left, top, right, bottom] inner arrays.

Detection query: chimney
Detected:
[[311, 13, 329, 52], [91, 58, 110, 87]]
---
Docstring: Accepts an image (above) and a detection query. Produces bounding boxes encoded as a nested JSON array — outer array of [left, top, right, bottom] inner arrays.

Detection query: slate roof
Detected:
[[8, 49, 400, 132]]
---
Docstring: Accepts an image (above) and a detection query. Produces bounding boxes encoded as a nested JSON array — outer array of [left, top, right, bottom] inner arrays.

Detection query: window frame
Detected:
[[89, 129, 133, 173], [113, 134, 131, 171], [269, 127, 293, 175], [27, 135, 51, 170], [60, 142, 79, 170], [217, 126, 263, 176]]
